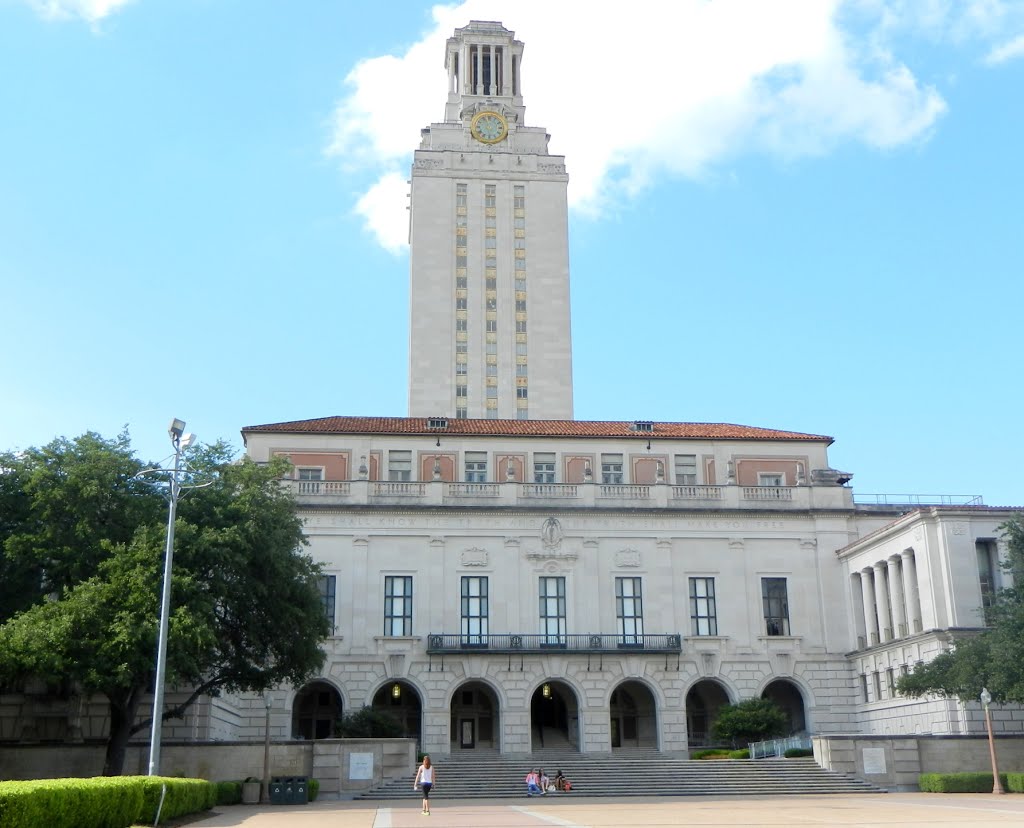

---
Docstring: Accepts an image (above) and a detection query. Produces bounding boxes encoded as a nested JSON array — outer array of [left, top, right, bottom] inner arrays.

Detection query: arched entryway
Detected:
[[761, 679, 806, 735], [686, 680, 730, 748], [292, 680, 342, 740], [531, 680, 580, 751], [610, 680, 658, 750], [449, 680, 500, 752], [371, 680, 423, 748]]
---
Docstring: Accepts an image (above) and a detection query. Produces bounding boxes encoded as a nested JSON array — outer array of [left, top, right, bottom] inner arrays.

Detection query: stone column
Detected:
[[474, 45, 481, 96], [851, 572, 868, 649], [874, 562, 893, 642], [900, 550, 923, 633], [861, 567, 879, 646], [502, 46, 512, 96], [887, 556, 908, 638]]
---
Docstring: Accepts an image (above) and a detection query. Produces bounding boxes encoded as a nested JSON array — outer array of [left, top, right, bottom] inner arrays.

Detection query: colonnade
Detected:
[[851, 550, 923, 648], [448, 42, 519, 97]]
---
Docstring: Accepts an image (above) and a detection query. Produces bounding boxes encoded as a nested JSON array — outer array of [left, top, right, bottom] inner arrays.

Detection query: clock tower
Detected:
[[408, 21, 573, 420]]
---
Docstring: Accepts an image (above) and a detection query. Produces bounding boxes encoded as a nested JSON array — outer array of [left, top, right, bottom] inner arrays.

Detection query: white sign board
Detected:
[[862, 747, 887, 775], [349, 752, 374, 780]]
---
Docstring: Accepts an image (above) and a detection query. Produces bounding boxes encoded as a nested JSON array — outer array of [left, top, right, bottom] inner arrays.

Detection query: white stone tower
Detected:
[[408, 21, 573, 420]]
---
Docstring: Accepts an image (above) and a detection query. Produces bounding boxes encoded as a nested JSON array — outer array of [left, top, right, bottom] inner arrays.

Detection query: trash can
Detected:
[[269, 777, 286, 805], [293, 776, 308, 804], [282, 777, 295, 804]]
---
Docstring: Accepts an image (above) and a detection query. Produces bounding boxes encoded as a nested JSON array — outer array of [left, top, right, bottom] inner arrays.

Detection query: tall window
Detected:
[[615, 577, 643, 644], [319, 575, 336, 634], [539, 576, 566, 644], [461, 576, 488, 645], [977, 540, 999, 612], [533, 452, 555, 484], [761, 577, 790, 636], [601, 453, 624, 484], [465, 451, 487, 482], [689, 577, 717, 636], [384, 576, 412, 636], [674, 455, 697, 485], [388, 450, 412, 481]]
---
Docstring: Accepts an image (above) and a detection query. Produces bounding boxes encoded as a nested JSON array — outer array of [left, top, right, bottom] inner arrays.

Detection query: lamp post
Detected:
[[980, 687, 1004, 794], [261, 691, 273, 803], [147, 418, 196, 777]]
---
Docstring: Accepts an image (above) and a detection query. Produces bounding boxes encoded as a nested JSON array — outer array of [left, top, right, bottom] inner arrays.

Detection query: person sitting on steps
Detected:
[[524, 768, 542, 796]]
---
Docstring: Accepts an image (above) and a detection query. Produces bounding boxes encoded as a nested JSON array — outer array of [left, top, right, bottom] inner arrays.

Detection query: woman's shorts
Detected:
[[421, 783, 432, 799]]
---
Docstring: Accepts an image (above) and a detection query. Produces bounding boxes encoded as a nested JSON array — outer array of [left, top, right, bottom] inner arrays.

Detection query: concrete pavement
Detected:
[[182, 793, 1024, 827]]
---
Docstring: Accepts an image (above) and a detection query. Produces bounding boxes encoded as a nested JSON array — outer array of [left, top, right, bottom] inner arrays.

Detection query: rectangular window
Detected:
[[461, 576, 488, 645], [388, 450, 412, 481], [861, 674, 870, 703], [456, 384, 468, 398], [977, 540, 999, 611], [456, 405, 467, 419], [319, 574, 336, 633], [601, 453, 624, 484], [873, 671, 882, 701], [516, 363, 528, 377], [689, 577, 717, 636], [539, 576, 566, 644], [886, 667, 896, 696], [465, 451, 487, 482], [758, 473, 784, 487], [761, 577, 790, 636], [674, 455, 697, 485], [456, 362, 467, 375], [516, 387, 528, 399], [384, 576, 412, 636], [533, 452, 555, 484], [616, 577, 644, 644], [297, 467, 323, 481]]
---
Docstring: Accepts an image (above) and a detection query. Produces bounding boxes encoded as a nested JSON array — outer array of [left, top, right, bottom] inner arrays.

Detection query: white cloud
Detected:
[[27, 0, 133, 23], [985, 33, 1024, 63], [327, 0, 953, 253]]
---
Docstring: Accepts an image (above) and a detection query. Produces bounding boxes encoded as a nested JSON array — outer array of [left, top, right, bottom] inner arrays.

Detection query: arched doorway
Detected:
[[686, 680, 730, 748], [292, 680, 342, 740], [530, 680, 579, 751], [449, 680, 500, 752], [610, 680, 658, 750], [761, 679, 806, 735], [371, 680, 422, 748]]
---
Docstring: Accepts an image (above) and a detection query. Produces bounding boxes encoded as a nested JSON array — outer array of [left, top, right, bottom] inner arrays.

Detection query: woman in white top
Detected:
[[414, 754, 435, 814]]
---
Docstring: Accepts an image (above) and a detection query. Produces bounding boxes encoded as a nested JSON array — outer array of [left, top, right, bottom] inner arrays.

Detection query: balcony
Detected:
[[282, 480, 854, 510], [425, 633, 682, 654]]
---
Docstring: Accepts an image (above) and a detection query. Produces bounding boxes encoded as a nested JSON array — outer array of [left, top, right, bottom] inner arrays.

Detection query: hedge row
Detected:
[[690, 749, 750, 760], [0, 776, 216, 828], [918, 772, 1024, 793]]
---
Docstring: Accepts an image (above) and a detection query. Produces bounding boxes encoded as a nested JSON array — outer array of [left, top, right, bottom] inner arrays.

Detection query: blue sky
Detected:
[[1, 0, 1021, 506]]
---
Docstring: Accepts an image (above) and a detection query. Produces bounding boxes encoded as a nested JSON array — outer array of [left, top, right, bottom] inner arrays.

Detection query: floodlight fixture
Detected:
[[168, 418, 186, 442]]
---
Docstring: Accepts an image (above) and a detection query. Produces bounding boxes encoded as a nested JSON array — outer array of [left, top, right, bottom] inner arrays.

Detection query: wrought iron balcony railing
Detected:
[[425, 633, 682, 654]]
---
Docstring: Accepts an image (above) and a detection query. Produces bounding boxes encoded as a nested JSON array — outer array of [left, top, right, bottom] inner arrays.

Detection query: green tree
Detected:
[[0, 433, 328, 775], [711, 698, 788, 748], [335, 706, 404, 738], [897, 515, 1024, 704]]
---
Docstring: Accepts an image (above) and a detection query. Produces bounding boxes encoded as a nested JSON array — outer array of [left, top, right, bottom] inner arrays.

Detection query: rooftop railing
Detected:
[[425, 632, 682, 654], [853, 494, 984, 506]]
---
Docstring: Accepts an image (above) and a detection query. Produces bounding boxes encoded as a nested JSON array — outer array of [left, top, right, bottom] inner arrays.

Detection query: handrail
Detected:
[[853, 493, 984, 506]]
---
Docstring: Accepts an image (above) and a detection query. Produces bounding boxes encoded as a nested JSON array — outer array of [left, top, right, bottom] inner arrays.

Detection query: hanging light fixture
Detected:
[[392, 683, 401, 699], [542, 683, 551, 699]]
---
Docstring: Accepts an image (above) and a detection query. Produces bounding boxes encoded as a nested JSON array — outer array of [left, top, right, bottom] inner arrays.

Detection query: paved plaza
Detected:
[[183, 794, 1024, 827]]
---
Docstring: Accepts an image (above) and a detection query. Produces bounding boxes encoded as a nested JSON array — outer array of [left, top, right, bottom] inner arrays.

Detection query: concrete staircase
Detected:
[[354, 751, 884, 800]]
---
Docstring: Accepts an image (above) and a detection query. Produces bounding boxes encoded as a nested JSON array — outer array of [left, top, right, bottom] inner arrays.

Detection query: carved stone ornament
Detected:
[[461, 547, 488, 567], [462, 100, 518, 124], [541, 517, 563, 549], [615, 548, 641, 568]]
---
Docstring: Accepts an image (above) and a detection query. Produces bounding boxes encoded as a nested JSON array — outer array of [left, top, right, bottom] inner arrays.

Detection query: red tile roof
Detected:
[[242, 416, 832, 443]]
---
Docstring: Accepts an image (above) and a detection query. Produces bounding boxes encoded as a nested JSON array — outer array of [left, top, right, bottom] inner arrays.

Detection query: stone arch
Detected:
[[608, 678, 659, 750], [530, 678, 581, 751], [685, 678, 732, 748], [760, 678, 807, 735], [291, 679, 343, 740], [448, 679, 501, 752], [370, 679, 423, 748]]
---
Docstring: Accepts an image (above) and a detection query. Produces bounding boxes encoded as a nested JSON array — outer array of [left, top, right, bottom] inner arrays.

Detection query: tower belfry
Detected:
[[408, 21, 573, 420]]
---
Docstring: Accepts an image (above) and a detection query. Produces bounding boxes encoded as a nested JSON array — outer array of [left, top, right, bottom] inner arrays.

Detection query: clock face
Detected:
[[471, 111, 508, 144]]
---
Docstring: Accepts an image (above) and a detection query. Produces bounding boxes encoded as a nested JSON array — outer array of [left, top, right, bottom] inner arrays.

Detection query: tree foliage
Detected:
[[710, 698, 788, 747], [897, 515, 1024, 704], [0, 432, 328, 774], [334, 706, 404, 739]]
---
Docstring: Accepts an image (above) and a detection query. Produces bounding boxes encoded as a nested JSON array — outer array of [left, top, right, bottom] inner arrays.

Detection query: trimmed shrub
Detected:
[[137, 777, 217, 824], [728, 749, 750, 759], [1007, 773, 1024, 793], [215, 780, 242, 805], [918, 772, 1009, 793], [308, 778, 320, 802], [784, 748, 814, 758], [691, 749, 732, 760], [0, 777, 143, 828]]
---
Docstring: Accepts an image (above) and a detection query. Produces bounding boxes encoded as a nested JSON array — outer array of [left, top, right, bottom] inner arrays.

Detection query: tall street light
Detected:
[[147, 418, 196, 777], [261, 690, 274, 803], [980, 687, 1004, 795]]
